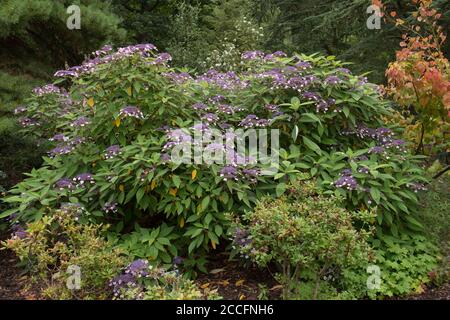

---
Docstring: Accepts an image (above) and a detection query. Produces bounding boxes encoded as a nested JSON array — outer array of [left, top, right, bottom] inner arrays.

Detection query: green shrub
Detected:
[[110, 259, 221, 300], [232, 180, 375, 299], [2, 44, 428, 273], [2, 207, 126, 299], [372, 235, 438, 298]]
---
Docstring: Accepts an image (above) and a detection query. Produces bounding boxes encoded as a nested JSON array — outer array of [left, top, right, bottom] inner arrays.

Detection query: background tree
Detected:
[[0, 0, 126, 188]]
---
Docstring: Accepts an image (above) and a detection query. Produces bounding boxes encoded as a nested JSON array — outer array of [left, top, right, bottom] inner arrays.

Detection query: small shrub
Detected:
[[2, 206, 126, 299], [110, 259, 221, 300], [232, 180, 375, 300]]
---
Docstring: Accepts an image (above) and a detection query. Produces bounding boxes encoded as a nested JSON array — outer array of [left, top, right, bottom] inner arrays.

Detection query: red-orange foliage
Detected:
[[384, 0, 449, 155]]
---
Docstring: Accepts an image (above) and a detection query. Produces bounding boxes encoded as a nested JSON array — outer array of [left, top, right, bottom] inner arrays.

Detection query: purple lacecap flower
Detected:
[[265, 104, 279, 113], [358, 167, 369, 174], [70, 136, 85, 146], [166, 129, 192, 143], [202, 113, 219, 123], [162, 72, 192, 84], [327, 98, 336, 105], [54, 70, 78, 77], [150, 52, 172, 65], [284, 76, 315, 91], [242, 51, 265, 60], [160, 153, 171, 163], [357, 76, 368, 86], [192, 123, 209, 132], [209, 95, 226, 104], [233, 228, 252, 247], [197, 71, 246, 90], [295, 60, 313, 70], [93, 45, 113, 57], [336, 68, 352, 75], [239, 114, 269, 128], [341, 169, 353, 176], [334, 175, 358, 190], [116, 43, 157, 59], [226, 149, 247, 166], [125, 259, 149, 278], [119, 106, 144, 119], [192, 103, 208, 111], [283, 66, 298, 74], [71, 116, 91, 128], [375, 127, 393, 138], [316, 100, 329, 113], [109, 273, 139, 297], [408, 182, 427, 193], [73, 173, 95, 186], [33, 84, 61, 96], [264, 51, 287, 60], [19, 117, 40, 127], [220, 166, 239, 181], [49, 134, 69, 142], [103, 202, 118, 214], [55, 178, 75, 191], [303, 92, 322, 101], [14, 106, 27, 114], [242, 168, 260, 183], [324, 76, 342, 85], [172, 256, 184, 265], [354, 155, 369, 162], [11, 225, 29, 240], [48, 145, 75, 157], [387, 139, 406, 150], [368, 146, 385, 154], [217, 104, 235, 115], [104, 145, 121, 159]]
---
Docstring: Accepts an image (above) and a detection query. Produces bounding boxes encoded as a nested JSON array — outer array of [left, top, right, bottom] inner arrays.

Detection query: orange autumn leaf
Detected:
[[169, 188, 178, 196], [87, 97, 95, 107]]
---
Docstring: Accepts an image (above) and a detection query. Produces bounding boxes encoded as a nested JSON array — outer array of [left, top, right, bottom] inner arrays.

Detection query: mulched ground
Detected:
[[0, 232, 39, 300], [196, 252, 281, 300]]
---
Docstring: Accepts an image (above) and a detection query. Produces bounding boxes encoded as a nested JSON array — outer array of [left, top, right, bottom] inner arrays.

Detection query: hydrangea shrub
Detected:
[[3, 43, 427, 265]]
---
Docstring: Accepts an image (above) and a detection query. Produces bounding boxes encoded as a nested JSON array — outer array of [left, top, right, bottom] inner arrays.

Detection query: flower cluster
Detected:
[[73, 173, 95, 187], [14, 106, 27, 115], [48, 136, 85, 157], [163, 72, 193, 84], [104, 145, 121, 159], [103, 202, 118, 214], [334, 169, 358, 190], [196, 70, 248, 90], [55, 44, 159, 77], [71, 116, 91, 128], [219, 165, 260, 182], [18, 117, 40, 127], [54, 178, 75, 191], [231, 227, 252, 249], [33, 84, 62, 96], [239, 114, 269, 128], [49, 134, 69, 142], [407, 182, 427, 193], [11, 224, 29, 240], [118, 106, 144, 119]]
